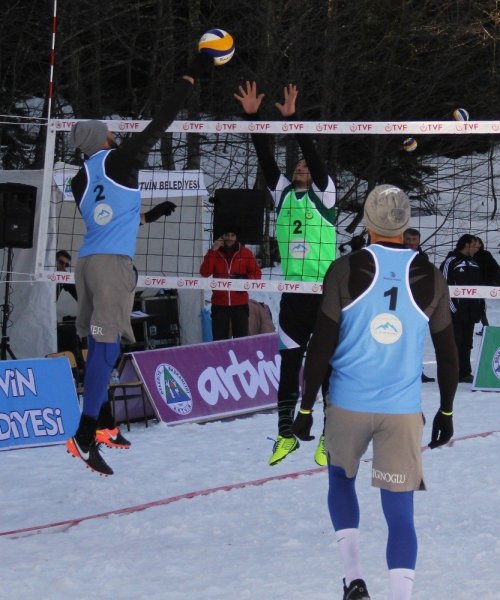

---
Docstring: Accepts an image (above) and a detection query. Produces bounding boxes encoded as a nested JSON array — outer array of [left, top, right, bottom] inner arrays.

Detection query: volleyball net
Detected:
[[33, 117, 500, 297]]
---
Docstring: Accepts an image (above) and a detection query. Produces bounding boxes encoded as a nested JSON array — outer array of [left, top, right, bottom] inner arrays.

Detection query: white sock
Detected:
[[335, 528, 362, 586], [389, 568, 415, 600]]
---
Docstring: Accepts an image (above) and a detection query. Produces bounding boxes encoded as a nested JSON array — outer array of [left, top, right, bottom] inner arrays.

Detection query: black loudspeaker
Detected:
[[132, 293, 180, 349], [212, 189, 267, 244], [0, 183, 37, 249]]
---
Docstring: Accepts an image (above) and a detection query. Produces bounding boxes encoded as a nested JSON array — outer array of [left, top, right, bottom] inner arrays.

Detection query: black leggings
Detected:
[[277, 346, 330, 436]]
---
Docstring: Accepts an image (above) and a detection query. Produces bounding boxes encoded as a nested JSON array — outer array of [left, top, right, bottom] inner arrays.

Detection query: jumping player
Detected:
[[67, 50, 213, 476], [234, 81, 337, 467], [292, 185, 458, 599]]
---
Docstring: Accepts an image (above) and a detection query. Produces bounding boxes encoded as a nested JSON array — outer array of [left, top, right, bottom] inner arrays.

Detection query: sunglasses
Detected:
[[57, 260, 70, 267]]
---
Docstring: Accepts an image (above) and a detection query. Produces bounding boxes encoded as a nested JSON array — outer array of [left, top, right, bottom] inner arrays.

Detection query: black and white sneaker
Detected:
[[343, 578, 370, 600], [66, 437, 114, 476]]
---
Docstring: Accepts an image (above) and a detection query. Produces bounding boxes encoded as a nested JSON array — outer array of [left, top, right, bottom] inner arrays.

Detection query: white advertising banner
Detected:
[[52, 118, 500, 136], [53, 169, 206, 201]]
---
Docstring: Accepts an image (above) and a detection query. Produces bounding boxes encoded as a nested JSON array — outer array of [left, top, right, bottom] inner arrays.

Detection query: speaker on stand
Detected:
[[0, 183, 36, 249], [212, 189, 267, 244], [0, 183, 37, 360]]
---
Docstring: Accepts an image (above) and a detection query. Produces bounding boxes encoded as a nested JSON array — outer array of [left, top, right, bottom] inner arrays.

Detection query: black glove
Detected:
[[144, 201, 176, 223], [428, 410, 453, 449], [292, 411, 315, 441], [185, 52, 214, 79]]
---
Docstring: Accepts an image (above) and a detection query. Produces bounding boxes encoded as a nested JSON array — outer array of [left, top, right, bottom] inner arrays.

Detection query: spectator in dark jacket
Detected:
[[473, 237, 500, 331], [200, 224, 262, 340], [403, 228, 430, 261], [440, 234, 483, 383], [474, 237, 500, 285]]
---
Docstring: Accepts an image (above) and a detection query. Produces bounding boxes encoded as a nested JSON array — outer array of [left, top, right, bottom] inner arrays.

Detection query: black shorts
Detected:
[[278, 292, 322, 349]]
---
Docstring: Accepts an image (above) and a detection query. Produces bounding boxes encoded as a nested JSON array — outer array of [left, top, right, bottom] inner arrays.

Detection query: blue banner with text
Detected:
[[0, 357, 80, 450]]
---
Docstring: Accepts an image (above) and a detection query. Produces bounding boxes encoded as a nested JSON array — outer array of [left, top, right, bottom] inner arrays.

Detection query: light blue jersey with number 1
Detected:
[[78, 149, 141, 259], [329, 244, 428, 414]]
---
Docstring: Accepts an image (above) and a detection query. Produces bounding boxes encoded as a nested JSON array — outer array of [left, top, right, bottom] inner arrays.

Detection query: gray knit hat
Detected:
[[70, 120, 108, 156], [363, 184, 410, 237]]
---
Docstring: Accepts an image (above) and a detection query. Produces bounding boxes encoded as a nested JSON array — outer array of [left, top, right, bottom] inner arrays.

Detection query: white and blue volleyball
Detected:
[[198, 29, 235, 66], [452, 108, 469, 121]]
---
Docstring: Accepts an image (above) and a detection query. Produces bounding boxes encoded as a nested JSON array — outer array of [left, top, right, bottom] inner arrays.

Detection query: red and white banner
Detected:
[[51, 118, 500, 136], [37, 271, 500, 299]]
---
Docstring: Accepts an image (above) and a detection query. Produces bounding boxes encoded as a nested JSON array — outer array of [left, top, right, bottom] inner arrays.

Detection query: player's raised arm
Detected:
[[234, 80, 281, 190], [276, 84, 330, 194], [115, 51, 214, 178], [273, 83, 331, 194]]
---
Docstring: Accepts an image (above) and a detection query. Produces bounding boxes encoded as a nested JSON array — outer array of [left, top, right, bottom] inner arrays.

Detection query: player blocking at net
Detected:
[[66, 45, 216, 476], [234, 81, 337, 467]]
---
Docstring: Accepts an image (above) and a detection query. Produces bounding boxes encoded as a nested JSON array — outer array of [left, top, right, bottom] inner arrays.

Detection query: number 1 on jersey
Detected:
[[384, 286, 398, 311]]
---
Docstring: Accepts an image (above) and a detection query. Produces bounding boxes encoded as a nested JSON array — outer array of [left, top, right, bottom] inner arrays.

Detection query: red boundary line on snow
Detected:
[[1, 430, 498, 539]]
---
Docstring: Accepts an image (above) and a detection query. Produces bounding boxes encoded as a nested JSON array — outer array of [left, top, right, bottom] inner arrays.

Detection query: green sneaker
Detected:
[[314, 434, 327, 467], [268, 435, 299, 466]]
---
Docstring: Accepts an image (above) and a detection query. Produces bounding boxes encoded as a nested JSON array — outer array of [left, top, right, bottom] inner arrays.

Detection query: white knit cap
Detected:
[[363, 184, 410, 237]]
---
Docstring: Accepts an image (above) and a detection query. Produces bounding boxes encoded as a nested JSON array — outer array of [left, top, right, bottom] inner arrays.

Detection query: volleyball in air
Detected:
[[403, 137, 418, 152], [452, 107, 469, 121], [198, 29, 235, 66]]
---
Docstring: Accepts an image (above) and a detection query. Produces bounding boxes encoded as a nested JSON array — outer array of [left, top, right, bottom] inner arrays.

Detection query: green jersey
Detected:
[[275, 182, 337, 282]]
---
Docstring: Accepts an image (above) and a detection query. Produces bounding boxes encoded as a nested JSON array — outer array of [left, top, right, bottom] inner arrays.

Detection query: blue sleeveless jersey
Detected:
[[78, 150, 141, 258], [329, 244, 428, 414]]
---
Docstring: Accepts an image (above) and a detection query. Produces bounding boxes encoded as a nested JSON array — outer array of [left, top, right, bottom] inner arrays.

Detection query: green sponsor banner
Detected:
[[472, 326, 500, 391]]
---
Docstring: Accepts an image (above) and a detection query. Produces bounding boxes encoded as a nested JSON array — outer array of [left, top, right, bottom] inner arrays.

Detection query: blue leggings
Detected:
[[82, 336, 121, 419], [328, 465, 417, 570]]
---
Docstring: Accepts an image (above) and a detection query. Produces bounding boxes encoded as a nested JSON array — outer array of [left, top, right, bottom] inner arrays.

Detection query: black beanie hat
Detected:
[[222, 224, 241, 236]]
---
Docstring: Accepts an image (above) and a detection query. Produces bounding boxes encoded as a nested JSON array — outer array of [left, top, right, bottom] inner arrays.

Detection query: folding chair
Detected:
[[107, 357, 152, 431]]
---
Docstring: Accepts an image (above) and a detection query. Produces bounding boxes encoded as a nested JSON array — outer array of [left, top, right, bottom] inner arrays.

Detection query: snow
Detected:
[[1, 304, 500, 600]]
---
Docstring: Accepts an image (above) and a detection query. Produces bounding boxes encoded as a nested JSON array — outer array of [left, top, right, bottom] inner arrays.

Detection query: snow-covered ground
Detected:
[[1, 302, 500, 600]]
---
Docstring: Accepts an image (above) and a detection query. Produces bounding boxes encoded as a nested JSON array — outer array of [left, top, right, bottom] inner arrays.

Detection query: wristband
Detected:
[[299, 408, 312, 415], [440, 410, 453, 416]]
